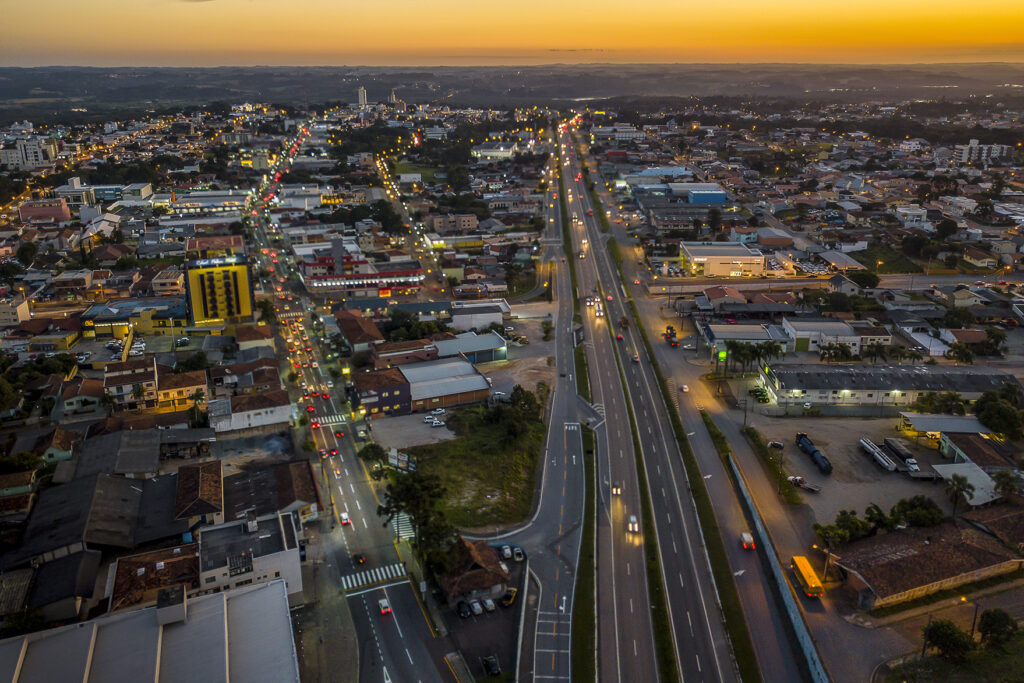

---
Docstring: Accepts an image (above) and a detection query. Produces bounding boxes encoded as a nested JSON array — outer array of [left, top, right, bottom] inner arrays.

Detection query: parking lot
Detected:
[[745, 413, 954, 523], [370, 411, 458, 451], [444, 547, 527, 680]]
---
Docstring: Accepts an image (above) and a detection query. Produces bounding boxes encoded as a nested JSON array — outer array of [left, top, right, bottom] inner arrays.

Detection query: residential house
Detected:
[[208, 389, 291, 435], [441, 537, 509, 608], [175, 460, 224, 528], [103, 358, 158, 410], [963, 246, 997, 269], [334, 309, 385, 353], [156, 368, 208, 412]]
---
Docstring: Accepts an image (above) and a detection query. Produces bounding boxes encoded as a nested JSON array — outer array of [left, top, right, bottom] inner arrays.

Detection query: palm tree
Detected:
[[190, 388, 206, 407], [890, 345, 907, 365], [946, 473, 976, 517], [986, 327, 1007, 353], [819, 342, 835, 363], [863, 342, 888, 365], [992, 470, 1020, 500], [906, 348, 924, 364], [832, 342, 854, 363], [946, 342, 975, 366], [758, 340, 783, 367], [934, 391, 966, 415]]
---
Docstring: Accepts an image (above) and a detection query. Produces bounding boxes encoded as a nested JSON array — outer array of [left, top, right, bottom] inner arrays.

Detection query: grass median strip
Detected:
[[556, 145, 579, 304], [741, 426, 802, 505], [571, 424, 597, 681], [574, 344, 592, 404]]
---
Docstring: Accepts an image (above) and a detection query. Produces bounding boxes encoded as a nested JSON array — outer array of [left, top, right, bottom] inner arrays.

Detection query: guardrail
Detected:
[[726, 456, 829, 683]]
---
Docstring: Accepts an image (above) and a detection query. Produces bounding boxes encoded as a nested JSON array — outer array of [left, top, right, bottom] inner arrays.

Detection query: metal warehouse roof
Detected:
[[898, 413, 990, 434], [434, 331, 506, 357], [771, 364, 1020, 394], [409, 374, 489, 401], [0, 580, 299, 683], [399, 358, 477, 383]]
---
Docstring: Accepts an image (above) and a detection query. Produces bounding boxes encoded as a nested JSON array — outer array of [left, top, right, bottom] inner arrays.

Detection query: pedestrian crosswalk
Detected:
[[340, 562, 407, 592], [320, 413, 346, 425], [392, 512, 414, 541]]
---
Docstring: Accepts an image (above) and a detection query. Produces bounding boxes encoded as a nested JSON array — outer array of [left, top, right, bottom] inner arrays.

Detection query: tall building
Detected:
[[357, 86, 367, 108], [184, 236, 253, 326], [388, 89, 397, 104], [955, 139, 1011, 166]]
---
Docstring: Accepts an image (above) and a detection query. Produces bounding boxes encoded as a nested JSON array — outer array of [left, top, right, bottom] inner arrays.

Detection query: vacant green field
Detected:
[[850, 245, 922, 274], [888, 631, 1024, 682], [394, 162, 437, 184], [409, 404, 545, 527]]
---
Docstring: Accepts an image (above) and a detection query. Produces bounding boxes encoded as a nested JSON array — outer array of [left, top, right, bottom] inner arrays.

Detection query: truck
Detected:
[[787, 476, 821, 493], [883, 437, 921, 472], [664, 325, 679, 347], [619, 316, 629, 330], [859, 438, 897, 472], [795, 432, 833, 475]]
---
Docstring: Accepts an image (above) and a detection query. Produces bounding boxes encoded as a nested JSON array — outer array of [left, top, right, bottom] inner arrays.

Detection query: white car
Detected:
[[424, 415, 435, 423], [627, 515, 639, 533], [340, 512, 350, 525], [681, 385, 689, 392], [431, 408, 445, 415], [430, 420, 445, 428]]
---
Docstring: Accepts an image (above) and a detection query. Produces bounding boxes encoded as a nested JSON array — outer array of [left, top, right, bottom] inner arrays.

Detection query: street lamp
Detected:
[[961, 596, 981, 639]]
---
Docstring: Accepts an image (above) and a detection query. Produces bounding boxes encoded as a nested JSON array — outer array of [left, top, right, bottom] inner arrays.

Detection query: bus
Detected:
[[791, 556, 824, 598]]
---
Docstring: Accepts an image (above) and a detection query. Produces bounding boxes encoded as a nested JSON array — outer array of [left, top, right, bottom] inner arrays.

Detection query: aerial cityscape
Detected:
[[1, 6, 1024, 683]]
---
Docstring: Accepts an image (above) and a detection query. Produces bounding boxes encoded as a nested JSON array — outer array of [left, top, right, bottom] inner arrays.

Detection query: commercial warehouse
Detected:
[[680, 242, 766, 277], [760, 364, 1021, 409]]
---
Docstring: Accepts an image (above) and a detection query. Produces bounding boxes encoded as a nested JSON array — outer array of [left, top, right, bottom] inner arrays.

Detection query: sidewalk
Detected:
[[850, 576, 1024, 630]]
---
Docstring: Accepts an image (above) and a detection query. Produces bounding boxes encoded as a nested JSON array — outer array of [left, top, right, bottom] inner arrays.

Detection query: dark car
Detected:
[[457, 601, 472, 618], [482, 655, 501, 676]]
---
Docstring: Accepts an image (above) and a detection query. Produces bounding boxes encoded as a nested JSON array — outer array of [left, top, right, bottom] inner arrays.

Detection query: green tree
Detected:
[[812, 522, 850, 548], [942, 307, 976, 329], [945, 342, 975, 365], [890, 496, 944, 528], [0, 262, 24, 289], [935, 218, 958, 240], [175, 351, 211, 373], [848, 271, 880, 289], [377, 471, 449, 567], [302, 439, 315, 453], [255, 299, 277, 323], [978, 608, 1017, 650], [924, 619, 975, 662], [834, 509, 873, 543], [946, 473, 976, 516], [504, 262, 524, 290], [358, 443, 388, 468], [861, 342, 888, 365], [864, 503, 895, 534], [975, 392, 1023, 440], [0, 451, 43, 475], [16, 242, 38, 267], [992, 470, 1020, 500]]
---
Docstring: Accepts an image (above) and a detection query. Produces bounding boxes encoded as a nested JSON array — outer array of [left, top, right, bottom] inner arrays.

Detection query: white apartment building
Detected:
[[955, 139, 1011, 166]]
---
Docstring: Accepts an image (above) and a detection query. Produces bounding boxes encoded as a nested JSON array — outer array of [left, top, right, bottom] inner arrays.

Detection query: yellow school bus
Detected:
[[791, 556, 824, 598]]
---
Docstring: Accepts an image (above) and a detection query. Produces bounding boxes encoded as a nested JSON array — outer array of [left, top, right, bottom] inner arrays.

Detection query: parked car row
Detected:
[[456, 586, 518, 619]]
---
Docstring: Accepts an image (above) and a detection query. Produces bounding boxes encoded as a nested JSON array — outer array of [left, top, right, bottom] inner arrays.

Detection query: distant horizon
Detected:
[[6, 60, 1024, 69]]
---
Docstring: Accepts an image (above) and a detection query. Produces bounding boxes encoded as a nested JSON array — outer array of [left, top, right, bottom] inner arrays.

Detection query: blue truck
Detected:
[[795, 432, 833, 475]]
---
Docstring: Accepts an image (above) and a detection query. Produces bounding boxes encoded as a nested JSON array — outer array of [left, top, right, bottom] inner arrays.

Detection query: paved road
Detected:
[[482, 144, 585, 682], [591, 170, 905, 681], [563, 130, 738, 682], [561, 147, 659, 681], [249, 123, 450, 683]]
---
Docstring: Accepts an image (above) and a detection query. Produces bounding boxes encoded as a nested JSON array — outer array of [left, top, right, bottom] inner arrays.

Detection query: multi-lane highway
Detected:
[[559, 149, 659, 679], [560, 127, 740, 682], [579, 138, 811, 680]]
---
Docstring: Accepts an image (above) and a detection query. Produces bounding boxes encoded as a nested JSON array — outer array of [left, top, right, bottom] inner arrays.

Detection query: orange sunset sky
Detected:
[[3, 0, 1024, 66]]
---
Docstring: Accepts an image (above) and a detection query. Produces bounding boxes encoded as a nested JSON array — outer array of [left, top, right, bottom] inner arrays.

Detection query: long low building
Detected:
[[761, 363, 1021, 408], [679, 242, 766, 277], [352, 357, 491, 417]]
